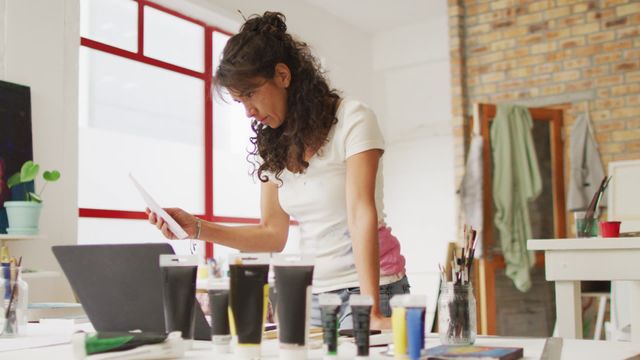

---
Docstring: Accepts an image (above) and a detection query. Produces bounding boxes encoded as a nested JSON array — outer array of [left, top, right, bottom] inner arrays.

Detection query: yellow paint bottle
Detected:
[[390, 295, 408, 359]]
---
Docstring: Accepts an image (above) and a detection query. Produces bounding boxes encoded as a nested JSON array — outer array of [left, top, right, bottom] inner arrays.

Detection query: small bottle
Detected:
[[437, 282, 476, 345], [1, 265, 29, 337]]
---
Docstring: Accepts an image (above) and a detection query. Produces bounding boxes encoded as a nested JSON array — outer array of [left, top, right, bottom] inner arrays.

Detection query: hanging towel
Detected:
[[459, 135, 484, 256], [567, 112, 606, 211], [491, 104, 542, 292]]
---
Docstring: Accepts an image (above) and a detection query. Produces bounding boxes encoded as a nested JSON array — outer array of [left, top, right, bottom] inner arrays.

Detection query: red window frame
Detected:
[[78, 0, 260, 259]]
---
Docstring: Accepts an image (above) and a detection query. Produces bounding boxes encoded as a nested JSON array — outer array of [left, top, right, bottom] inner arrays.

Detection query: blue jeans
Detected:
[[310, 275, 410, 329]]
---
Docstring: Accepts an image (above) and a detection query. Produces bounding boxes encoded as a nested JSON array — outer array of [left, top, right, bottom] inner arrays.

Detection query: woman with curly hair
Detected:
[[148, 11, 408, 329]]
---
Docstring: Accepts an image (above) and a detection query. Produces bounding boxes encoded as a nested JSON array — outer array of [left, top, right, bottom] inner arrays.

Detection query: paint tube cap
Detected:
[[70, 332, 87, 358], [235, 344, 261, 359], [389, 294, 409, 308], [403, 294, 427, 308], [212, 342, 231, 353], [318, 293, 341, 306], [159, 254, 199, 267], [278, 346, 307, 360]]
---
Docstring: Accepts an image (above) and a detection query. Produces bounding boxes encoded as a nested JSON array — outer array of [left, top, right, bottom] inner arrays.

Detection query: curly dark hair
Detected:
[[214, 11, 340, 182]]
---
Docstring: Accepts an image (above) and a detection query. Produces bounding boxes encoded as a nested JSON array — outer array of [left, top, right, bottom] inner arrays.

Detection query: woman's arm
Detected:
[[149, 181, 290, 252], [345, 149, 390, 329]]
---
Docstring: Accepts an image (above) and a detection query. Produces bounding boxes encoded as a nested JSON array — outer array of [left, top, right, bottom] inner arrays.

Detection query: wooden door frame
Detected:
[[477, 104, 567, 335]]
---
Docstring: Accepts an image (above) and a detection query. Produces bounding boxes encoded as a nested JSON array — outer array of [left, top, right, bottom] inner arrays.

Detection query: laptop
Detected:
[[52, 243, 210, 340]]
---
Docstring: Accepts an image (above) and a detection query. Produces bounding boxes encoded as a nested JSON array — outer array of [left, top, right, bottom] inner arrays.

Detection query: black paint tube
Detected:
[[229, 253, 270, 359], [159, 255, 198, 342], [349, 294, 373, 358], [318, 293, 342, 357], [208, 285, 231, 353], [273, 254, 315, 359]]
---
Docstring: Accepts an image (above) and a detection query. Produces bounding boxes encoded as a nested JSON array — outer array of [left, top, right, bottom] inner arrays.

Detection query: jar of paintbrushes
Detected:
[[1, 257, 28, 337], [437, 225, 477, 345], [438, 282, 476, 345]]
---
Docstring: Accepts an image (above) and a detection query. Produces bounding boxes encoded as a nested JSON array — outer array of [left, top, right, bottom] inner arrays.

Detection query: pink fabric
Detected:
[[378, 226, 406, 276]]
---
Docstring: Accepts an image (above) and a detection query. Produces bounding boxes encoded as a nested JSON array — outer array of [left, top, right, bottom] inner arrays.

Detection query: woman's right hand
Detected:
[[146, 207, 198, 240]]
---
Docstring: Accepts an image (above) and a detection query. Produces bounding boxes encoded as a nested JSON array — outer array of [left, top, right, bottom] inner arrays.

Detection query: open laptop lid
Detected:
[[52, 243, 210, 340]]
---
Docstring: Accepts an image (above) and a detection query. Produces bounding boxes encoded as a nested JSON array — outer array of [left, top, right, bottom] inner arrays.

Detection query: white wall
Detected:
[[153, 0, 374, 105], [1, 0, 79, 302], [372, 15, 456, 326]]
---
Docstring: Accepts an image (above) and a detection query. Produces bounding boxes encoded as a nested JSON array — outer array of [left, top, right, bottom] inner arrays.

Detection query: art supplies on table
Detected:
[[438, 282, 476, 346], [427, 345, 523, 360], [159, 255, 198, 347], [390, 295, 409, 359], [438, 226, 478, 346], [440, 225, 478, 286], [600, 220, 622, 238], [389, 294, 428, 360], [273, 254, 315, 360], [319, 293, 342, 358], [71, 331, 184, 360], [405, 295, 427, 360], [579, 175, 611, 237], [349, 294, 374, 358], [1, 256, 27, 337], [228, 253, 270, 360], [208, 285, 231, 353]]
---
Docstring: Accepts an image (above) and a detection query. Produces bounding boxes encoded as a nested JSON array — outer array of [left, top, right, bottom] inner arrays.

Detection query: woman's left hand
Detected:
[[370, 312, 392, 330]]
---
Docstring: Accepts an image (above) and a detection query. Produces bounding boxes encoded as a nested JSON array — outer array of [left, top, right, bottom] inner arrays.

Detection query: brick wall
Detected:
[[449, 0, 640, 188]]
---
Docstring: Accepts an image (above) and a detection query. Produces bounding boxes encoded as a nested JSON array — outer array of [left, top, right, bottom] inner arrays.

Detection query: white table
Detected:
[[3, 323, 640, 359], [528, 237, 640, 343]]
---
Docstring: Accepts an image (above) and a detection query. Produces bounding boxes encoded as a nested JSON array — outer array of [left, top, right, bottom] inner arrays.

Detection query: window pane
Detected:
[[78, 47, 204, 213], [211, 225, 301, 265], [80, 0, 137, 52], [78, 218, 202, 256], [212, 32, 261, 218], [144, 6, 204, 72], [212, 31, 228, 70]]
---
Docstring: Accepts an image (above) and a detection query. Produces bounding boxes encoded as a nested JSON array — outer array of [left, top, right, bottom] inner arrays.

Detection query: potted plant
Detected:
[[3, 160, 60, 235]]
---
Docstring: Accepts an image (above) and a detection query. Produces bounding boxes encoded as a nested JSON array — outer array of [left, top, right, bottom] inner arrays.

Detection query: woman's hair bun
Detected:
[[240, 11, 287, 35]]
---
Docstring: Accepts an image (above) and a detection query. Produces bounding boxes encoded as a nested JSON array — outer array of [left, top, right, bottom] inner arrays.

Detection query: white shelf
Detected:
[[0, 234, 46, 240], [22, 270, 60, 279], [0, 234, 46, 246], [528, 237, 640, 251]]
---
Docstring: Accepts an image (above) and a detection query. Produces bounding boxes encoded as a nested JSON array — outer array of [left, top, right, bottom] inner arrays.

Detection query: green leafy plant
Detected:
[[6, 160, 61, 203]]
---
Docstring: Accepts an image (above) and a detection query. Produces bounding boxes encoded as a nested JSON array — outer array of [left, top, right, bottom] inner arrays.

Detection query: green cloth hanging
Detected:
[[491, 104, 542, 292]]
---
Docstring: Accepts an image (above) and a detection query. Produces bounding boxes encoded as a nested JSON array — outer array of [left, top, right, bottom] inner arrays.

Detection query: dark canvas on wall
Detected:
[[0, 80, 34, 233]]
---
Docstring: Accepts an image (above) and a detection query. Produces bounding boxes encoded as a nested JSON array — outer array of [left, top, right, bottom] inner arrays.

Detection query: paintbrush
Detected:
[[581, 176, 611, 235], [4, 256, 22, 320]]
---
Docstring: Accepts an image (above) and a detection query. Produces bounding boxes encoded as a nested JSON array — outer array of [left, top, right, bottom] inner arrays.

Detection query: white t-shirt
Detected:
[[274, 98, 393, 293]]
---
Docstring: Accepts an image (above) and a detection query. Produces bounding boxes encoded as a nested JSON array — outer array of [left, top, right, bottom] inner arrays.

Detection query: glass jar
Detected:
[[574, 210, 599, 237], [1, 265, 29, 337], [438, 282, 476, 345]]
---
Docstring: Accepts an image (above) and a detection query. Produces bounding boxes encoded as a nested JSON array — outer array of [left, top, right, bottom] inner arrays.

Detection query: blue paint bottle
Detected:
[[405, 295, 426, 360]]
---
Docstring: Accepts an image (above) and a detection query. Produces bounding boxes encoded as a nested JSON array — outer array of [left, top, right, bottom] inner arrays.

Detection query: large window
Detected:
[[78, 0, 270, 257]]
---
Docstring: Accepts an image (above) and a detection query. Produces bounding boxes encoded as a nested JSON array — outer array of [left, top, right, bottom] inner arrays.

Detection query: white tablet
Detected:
[[129, 173, 189, 240]]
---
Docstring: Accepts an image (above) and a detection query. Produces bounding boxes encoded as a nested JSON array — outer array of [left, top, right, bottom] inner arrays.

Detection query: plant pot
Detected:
[[3, 201, 42, 235]]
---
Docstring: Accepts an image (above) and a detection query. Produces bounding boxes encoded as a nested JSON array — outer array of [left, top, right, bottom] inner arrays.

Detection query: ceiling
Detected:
[[300, 0, 446, 33]]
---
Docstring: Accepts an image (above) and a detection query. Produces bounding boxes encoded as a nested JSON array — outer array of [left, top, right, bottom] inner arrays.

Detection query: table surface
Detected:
[[528, 236, 640, 250], [3, 323, 640, 359]]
